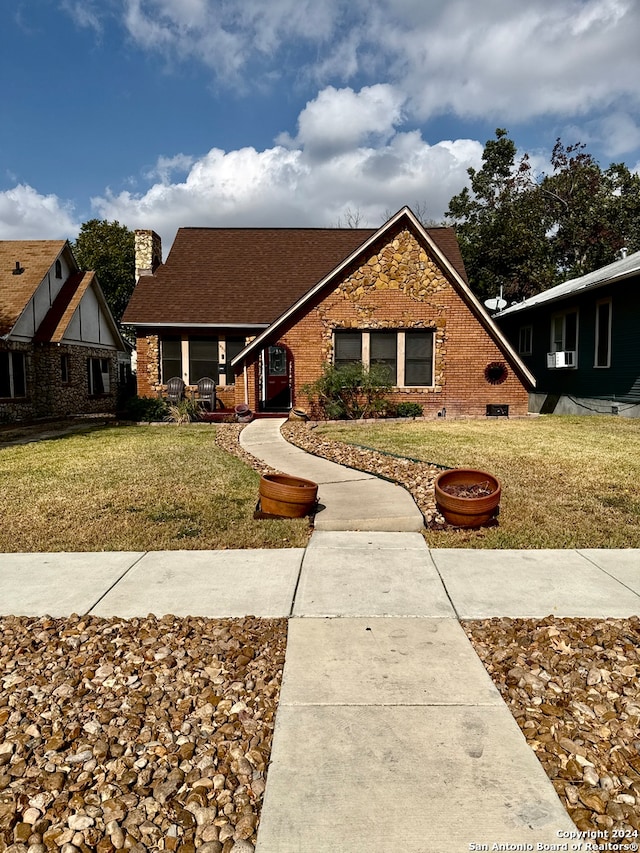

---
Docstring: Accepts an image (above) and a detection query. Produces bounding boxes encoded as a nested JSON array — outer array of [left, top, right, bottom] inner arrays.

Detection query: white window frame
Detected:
[[88, 357, 110, 395], [0, 351, 26, 398], [550, 309, 579, 369], [333, 330, 434, 388], [518, 325, 533, 356], [594, 298, 612, 368]]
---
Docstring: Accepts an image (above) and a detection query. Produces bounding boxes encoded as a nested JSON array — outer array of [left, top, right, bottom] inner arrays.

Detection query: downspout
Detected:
[[243, 362, 249, 406]]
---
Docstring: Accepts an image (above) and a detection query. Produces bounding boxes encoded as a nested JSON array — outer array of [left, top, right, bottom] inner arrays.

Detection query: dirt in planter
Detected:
[[440, 481, 495, 498]]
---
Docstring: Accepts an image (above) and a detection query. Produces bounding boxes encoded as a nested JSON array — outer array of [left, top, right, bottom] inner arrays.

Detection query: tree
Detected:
[[446, 129, 553, 302], [446, 130, 640, 302], [73, 220, 135, 324]]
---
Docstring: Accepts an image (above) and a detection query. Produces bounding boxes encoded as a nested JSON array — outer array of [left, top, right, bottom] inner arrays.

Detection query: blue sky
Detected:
[[2, 0, 640, 251]]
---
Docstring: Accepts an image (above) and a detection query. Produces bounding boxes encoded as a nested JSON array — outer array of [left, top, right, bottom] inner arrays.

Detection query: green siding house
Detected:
[[495, 250, 640, 417]]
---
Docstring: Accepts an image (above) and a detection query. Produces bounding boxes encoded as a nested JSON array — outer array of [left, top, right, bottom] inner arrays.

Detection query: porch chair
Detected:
[[165, 376, 186, 403], [194, 376, 218, 411]]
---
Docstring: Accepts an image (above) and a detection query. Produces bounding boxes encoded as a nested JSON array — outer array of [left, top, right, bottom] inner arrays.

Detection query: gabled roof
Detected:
[[498, 249, 640, 318], [0, 240, 67, 336], [231, 207, 536, 389], [34, 271, 94, 343], [122, 218, 468, 328]]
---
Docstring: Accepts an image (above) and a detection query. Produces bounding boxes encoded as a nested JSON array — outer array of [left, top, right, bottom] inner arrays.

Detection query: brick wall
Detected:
[[269, 223, 529, 418]]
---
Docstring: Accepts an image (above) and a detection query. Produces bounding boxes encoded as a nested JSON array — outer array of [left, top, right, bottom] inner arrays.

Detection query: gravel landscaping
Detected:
[[465, 617, 640, 841], [0, 615, 286, 853]]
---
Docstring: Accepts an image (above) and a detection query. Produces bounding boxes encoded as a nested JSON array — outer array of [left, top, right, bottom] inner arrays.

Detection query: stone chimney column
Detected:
[[135, 230, 162, 280]]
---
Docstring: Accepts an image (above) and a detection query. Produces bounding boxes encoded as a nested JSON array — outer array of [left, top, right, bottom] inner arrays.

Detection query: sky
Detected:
[[2, 0, 640, 253]]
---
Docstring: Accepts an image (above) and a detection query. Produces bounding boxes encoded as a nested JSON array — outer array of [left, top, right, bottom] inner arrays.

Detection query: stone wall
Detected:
[[0, 342, 119, 422], [135, 231, 162, 279]]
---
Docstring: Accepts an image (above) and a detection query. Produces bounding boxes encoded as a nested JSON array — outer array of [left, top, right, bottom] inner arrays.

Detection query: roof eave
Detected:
[[129, 322, 270, 330], [498, 267, 640, 318]]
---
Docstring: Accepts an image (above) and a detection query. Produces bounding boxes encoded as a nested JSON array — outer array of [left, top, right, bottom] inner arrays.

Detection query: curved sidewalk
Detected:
[[240, 417, 424, 531]]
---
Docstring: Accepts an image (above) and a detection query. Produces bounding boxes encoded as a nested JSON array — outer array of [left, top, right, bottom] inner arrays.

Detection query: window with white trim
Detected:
[[161, 337, 182, 383], [551, 309, 578, 353], [189, 338, 218, 383], [88, 358, 110, 395], [225, 337, 246, 385], [518, 325, 532, 356], [594, 299, 612, 368], [333, 330, 434, 386], [0, 351, 26, 398]]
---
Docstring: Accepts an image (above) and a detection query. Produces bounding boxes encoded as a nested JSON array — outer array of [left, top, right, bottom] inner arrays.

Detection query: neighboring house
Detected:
[[124, 207, 534, 418], [0, 240, 128, 421], [496, 249, 640, 417]]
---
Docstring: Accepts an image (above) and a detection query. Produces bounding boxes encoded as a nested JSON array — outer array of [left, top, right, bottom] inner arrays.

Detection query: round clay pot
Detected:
[[434, 469, 501, 528], [259, 474, 318, 518]]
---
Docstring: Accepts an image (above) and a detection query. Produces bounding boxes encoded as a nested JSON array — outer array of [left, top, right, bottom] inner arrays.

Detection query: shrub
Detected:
[[164, 398, 201, 424], [395, 402, 423, 418], [303, 363, 393, 420], [120, 396, 168, 422]]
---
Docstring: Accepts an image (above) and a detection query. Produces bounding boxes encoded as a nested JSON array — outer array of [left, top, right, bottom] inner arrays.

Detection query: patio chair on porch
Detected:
[[194, 376, 218, 411], [165, 376, 186, 403]]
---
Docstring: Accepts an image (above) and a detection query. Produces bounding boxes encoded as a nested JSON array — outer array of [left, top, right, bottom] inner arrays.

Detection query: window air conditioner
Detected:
[[547, 351, 576, 368]]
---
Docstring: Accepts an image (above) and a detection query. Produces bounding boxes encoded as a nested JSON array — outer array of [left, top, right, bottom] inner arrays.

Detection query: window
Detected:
[[370, 331, 397, 384], [333, 330, 434, 386], [0, 351, 26, 398], [88, 358, 110, 395], [518, 325, 533, 356], [161, 337, 182, 383], [225, 337, 246, 385], [595, 300, 611, 368], [189, 338, 218, 383], [404, 331, 433, 386], [61, 354, 70, 384], [334, 331, 362, 369], [55, 259, 62, 279], [551, 310, 578, 353]]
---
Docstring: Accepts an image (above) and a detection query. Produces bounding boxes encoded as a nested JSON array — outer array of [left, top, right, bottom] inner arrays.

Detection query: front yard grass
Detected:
[[0, 425, 309, 552], [315, 415, 640, 549]]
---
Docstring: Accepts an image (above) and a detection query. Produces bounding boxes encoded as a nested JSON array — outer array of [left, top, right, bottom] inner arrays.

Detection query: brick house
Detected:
[[124, 207, 534, 418], [0, 240, 128, 421]]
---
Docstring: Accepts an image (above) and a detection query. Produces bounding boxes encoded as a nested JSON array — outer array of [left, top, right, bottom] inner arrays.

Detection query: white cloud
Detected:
[[279, 85, 407, 159], [91, 95, 484, 247], [81, 0, 639, 138], [0, 185, 80, 240], [598, 113, 640, 159]]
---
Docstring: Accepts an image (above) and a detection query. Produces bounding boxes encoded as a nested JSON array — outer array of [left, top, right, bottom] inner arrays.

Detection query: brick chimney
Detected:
[[134, 230, 162, 280]]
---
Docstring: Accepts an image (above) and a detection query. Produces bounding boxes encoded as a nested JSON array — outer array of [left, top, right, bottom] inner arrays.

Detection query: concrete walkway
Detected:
[[240, 417, 424, 531], [1, 539, 639, 851]]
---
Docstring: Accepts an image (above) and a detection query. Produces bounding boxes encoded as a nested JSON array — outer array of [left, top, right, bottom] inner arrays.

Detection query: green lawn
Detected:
[[0, 425, 309, 552], [315, 416, 640, 548]]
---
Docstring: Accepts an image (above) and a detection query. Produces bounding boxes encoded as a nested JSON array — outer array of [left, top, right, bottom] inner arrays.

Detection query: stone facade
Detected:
[[134, 231, 162, 279], [239, 224, 530, 418], [0, 341, 119, 422]]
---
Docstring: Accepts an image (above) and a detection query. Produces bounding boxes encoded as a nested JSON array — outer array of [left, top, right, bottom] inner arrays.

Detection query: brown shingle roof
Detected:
[[34, 271, 94, 343], [0, 241, 67, 336], [123, 222, 468, 327]]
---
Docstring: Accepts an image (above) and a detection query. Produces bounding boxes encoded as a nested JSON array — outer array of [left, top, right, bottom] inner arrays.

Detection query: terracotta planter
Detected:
[[434, 469, 501, 528], [259, 474, 318, 518]]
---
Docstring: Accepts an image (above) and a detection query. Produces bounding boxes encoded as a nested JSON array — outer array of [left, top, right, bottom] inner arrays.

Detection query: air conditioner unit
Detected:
[[547, 351, 576, 368]]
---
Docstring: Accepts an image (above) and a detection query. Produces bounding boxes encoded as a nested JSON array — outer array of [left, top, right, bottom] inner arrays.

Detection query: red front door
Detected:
[[263, 345, 292, 410]]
